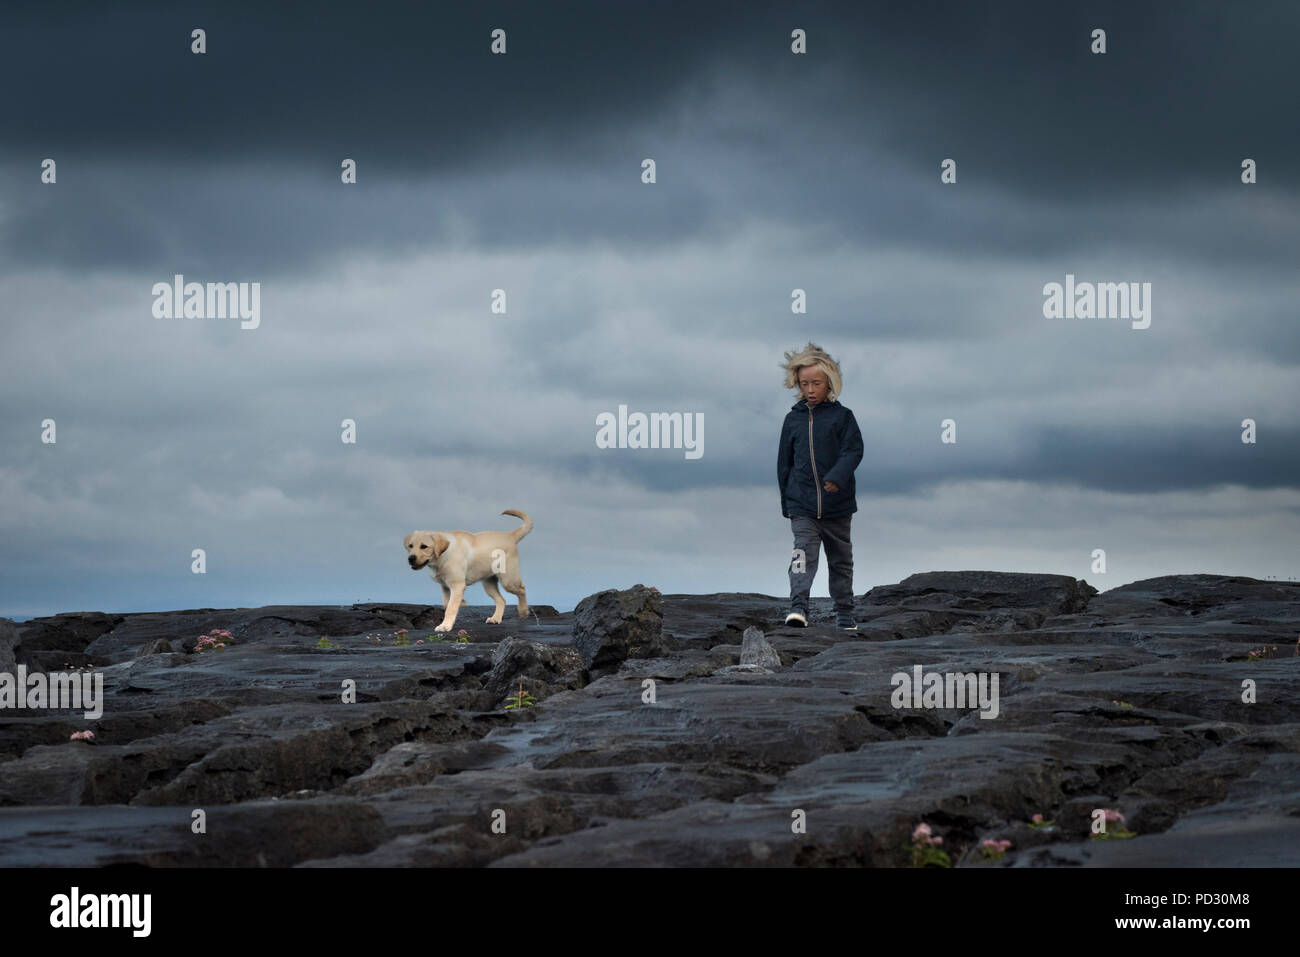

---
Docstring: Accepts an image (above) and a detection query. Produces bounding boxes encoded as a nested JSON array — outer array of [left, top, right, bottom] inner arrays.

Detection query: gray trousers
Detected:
[[788, 514, 854, 615]]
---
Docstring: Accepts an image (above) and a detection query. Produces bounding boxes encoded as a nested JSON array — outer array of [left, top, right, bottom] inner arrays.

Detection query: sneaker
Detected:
[[784, 610, 808, 627], [837, 613, 857, 631]]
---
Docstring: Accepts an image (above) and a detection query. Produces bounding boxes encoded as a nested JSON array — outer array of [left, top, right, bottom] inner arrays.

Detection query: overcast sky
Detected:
[[2, 0, 1297, 622]]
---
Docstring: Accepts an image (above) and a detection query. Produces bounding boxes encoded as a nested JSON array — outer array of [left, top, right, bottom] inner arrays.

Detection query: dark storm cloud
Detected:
[[2, 0, 1297, 276], [6, 0, 1296, 184]]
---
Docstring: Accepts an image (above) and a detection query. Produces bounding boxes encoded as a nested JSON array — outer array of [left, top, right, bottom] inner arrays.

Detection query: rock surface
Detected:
[[0, 573, 1297, 867]]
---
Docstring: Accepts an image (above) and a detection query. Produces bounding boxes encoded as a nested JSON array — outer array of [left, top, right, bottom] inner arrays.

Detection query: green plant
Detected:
[[316, 636, 337, 650], [504, 678, 536, 710], [1092, 828, 1137, 840], [456, 629, 470, 644], [980, 839, 1011, 861], [1028, 813, 1055, 829], [908, 823, 951, 868], [196, 628, 235, 653], [1111, 699, 1134, 708], [1091, 808, 1137, 840]]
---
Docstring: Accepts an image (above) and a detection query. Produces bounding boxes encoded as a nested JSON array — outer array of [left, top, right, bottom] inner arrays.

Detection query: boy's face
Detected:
[[798, 367, 829, 405]]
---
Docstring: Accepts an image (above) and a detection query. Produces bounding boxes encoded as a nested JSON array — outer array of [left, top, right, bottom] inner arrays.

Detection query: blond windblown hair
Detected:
[[780, 342, 843, 401]]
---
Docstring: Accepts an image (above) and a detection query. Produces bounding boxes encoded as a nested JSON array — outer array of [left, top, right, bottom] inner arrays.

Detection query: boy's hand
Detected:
[[823, 480, 839, 493]]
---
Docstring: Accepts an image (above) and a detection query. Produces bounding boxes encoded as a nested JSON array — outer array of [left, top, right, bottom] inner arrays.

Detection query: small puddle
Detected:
[[479, 723, 554, 769]]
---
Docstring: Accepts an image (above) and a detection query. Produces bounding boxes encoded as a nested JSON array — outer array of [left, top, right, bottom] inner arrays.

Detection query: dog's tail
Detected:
[[502, 509, 532, 543]]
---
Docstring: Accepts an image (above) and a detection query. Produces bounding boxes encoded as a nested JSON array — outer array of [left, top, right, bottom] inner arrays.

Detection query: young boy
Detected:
[[776, 342, 864, 630]]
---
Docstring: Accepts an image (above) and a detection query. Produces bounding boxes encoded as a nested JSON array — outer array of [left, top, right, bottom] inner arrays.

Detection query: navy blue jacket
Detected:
[[777, 398, 863, 519]]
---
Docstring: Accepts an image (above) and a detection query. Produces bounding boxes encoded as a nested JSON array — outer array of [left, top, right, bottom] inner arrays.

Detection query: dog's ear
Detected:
[[431, 533, 451, 558], [403, 532, 412, 549]]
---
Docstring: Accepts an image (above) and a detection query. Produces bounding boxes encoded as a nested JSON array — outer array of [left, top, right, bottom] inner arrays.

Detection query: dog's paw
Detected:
[[433, 623, 453, 633]]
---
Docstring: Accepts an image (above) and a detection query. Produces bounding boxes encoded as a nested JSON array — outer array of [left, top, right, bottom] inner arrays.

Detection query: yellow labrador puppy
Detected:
[[404, 509, 531, 632]]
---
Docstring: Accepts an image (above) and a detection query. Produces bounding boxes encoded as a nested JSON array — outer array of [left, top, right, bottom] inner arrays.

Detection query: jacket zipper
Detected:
[[808, 407, 821, 518]]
